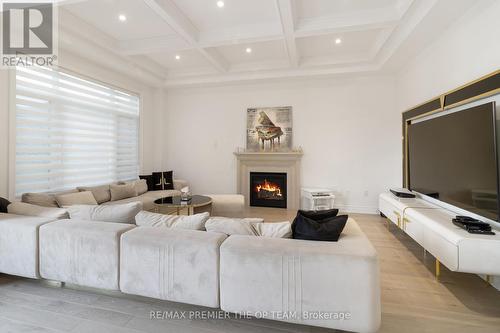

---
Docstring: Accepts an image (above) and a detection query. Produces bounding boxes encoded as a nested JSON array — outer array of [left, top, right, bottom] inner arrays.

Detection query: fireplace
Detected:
[[250, 172, 287, 208]]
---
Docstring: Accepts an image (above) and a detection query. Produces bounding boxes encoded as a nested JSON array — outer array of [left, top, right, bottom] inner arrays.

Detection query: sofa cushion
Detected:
[[0, 197, 11, 213], [120, 227, 227, 307], [205, 217, 261, 236], [22, 192, 59, 207], [7, 202, 69, 219], [293, 213, 348, 242], [55, 191, 98, 207], [135, 211, 209, 230], [77, 185, 111, 204], [67, 202, 142, 224], [110, 183, 137, 201], [39, 220, 134, 290], [133, 179, 148, 195], [0, 213, 56, 279], [253, 221, 292, 238]]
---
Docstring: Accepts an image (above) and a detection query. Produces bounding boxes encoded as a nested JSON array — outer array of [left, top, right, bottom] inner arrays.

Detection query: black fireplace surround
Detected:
[[250, 172, 287, 208]]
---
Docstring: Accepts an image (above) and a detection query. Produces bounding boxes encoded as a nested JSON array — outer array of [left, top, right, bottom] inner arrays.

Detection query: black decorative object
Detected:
[[292, 209, 347, 241], [0, 197, 11, 213], [139, 175, 155, 191], [152, 171, 174, 191]]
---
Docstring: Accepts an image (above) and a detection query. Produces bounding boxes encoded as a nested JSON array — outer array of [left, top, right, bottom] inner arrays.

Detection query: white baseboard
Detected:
[[335, 204, 378, 215]]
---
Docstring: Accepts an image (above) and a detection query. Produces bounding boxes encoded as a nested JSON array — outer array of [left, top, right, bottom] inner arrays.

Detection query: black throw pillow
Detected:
[[292, 208, 339, 234], [298, 208, 339, 221], [152, 171, 174, 190], [0, 197, 11, 213], [293, 213, 348, 242], [139, 175, 155, 191]]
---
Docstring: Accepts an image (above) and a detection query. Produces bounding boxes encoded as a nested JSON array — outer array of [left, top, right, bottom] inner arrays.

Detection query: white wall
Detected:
[[0, 49, 165, 199], [396, 0, 500, 110], [163, 75, 400, 213]]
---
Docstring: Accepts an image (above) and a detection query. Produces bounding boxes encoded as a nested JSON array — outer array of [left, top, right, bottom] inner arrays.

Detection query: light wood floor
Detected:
[[1, 209, 500, 333]]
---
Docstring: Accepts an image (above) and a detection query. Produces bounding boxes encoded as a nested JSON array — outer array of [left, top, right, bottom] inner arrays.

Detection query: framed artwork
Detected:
[[246, 106, 292, 151]]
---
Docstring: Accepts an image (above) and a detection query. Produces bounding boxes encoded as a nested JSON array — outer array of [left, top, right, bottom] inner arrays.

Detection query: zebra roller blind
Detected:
[[15, 66, 140, 197]]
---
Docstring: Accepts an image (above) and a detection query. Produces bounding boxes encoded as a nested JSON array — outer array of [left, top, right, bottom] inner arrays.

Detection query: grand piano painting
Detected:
[[246, 106, 292, 151]]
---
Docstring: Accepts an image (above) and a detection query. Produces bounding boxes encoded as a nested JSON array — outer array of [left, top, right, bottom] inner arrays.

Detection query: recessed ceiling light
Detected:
[[217, 1, 224, 8], [335, 38, 342, 45], [245, 47, 252, 54], [175, 55, 181, 60], [118, 14, 127, 22]]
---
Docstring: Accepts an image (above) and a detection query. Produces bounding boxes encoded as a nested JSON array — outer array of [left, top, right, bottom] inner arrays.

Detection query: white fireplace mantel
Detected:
[[234, 151, 303, 210]]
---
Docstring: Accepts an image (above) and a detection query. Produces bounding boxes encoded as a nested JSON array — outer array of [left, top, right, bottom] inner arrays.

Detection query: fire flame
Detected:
[[256, 179, 282, 196]]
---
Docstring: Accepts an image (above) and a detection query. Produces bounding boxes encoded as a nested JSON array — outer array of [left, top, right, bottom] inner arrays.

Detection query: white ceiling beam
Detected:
[[142, 0, 229, 72], [275, 0, 299, 67], [198, 23, 283, 48], [198, 48, 230, 72], [142, 0, 199, 45], [374, 0, 438, 67], [294, 10, 400, 38], [368, 27, 396, 59]]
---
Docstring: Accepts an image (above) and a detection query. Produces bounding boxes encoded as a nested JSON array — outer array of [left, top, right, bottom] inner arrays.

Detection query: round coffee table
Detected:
[[153, 195, 212, 216]]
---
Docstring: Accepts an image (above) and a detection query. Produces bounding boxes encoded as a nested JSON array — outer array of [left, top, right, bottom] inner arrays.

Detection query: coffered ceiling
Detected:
[[57, 0, 479, 87]]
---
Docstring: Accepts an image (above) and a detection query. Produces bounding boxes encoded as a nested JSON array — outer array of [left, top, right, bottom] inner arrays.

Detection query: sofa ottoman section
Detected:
[[0, 213, 55, 279], [206, 194, 244, 217], [120, 227, 227, 308], [220, 219, 381, 333], [39, 220, 134, 290]]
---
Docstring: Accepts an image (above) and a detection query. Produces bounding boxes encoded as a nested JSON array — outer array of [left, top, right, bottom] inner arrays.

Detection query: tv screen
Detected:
[[408, 102, 499, 221]]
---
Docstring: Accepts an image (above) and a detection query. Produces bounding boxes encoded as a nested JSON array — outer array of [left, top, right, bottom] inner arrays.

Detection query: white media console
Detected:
[[379, 192, 500, 285]]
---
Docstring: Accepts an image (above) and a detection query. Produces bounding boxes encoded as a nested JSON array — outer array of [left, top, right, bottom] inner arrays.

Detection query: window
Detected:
[[14, 66, 140, 197]]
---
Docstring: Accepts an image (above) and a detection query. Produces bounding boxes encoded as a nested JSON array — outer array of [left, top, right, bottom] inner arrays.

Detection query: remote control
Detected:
[[468, 229, 495, 235], [455, 215, 479, 222]]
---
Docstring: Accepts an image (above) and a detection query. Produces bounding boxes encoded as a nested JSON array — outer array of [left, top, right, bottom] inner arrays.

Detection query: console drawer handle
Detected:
[[403, 217, 410, 230], [393, 211, 401, 228]]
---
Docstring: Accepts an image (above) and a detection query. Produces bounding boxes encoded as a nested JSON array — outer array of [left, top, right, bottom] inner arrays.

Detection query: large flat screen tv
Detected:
[[408, 102, 499, 221]]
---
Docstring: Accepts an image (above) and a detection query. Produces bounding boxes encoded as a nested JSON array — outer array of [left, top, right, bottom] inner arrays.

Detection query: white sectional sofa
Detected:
[[0, 212, 380, 333]]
